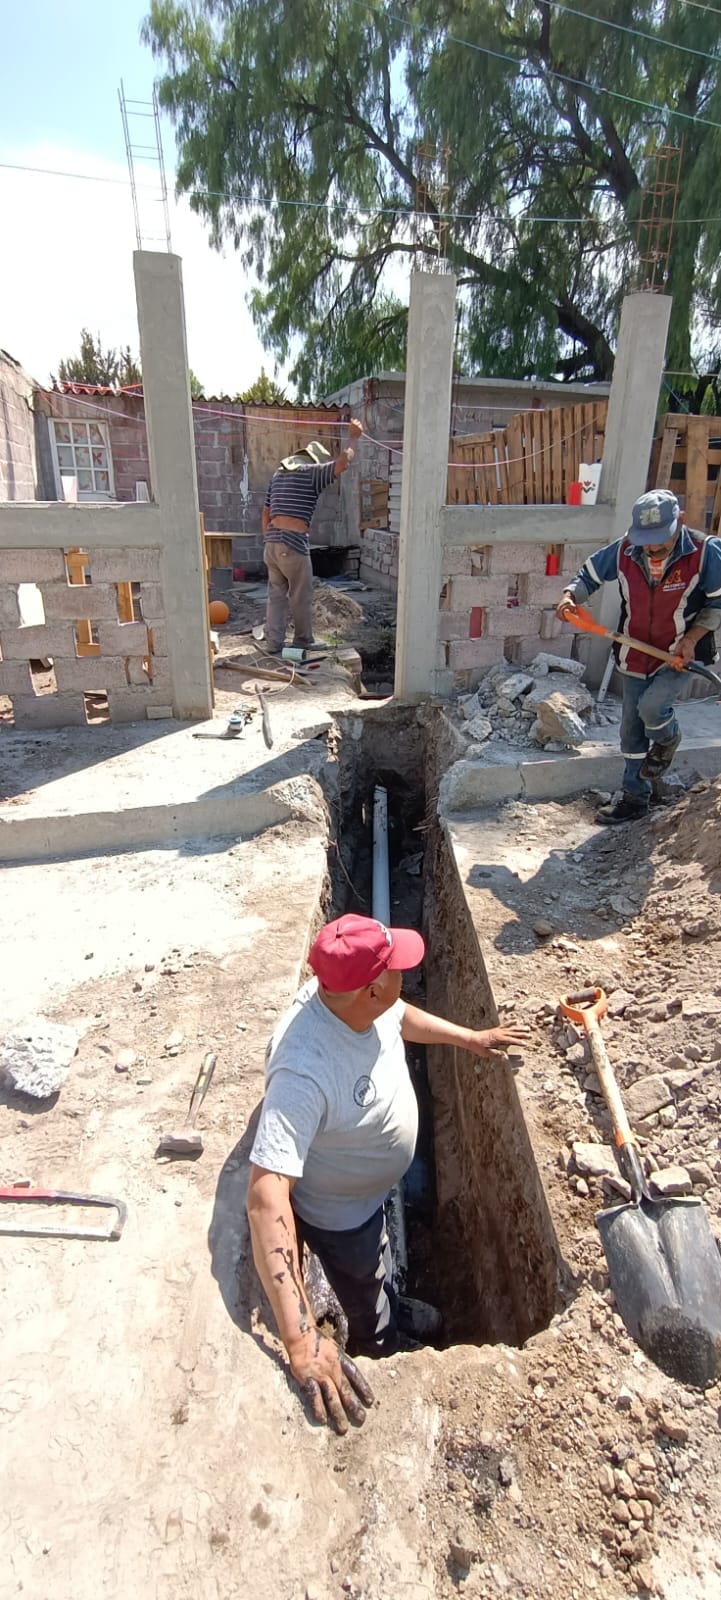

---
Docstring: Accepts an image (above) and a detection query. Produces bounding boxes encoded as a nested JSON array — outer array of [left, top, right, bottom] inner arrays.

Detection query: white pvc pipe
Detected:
[[372, 785, 391, 927]]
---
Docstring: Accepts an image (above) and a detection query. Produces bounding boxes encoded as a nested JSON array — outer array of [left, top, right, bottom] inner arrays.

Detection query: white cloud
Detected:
[[0, 142, 283, 395]]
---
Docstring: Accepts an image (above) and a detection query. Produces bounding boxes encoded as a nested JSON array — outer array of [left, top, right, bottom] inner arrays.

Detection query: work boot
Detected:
[[639, 730, 681, 780], [596, 792, 649, 826], [396, 1295, 444, 1342]]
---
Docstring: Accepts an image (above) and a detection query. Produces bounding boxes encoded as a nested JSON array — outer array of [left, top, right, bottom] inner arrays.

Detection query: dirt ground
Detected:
[[2, 590, 721, 1600]]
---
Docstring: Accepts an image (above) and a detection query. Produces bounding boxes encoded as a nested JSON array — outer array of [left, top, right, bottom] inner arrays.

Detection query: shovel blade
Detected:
[[597, 1196, 721, 1387]]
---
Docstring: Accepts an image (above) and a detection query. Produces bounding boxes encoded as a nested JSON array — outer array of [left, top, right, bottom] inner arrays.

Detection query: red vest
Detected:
[[617, 536, 705, 677]]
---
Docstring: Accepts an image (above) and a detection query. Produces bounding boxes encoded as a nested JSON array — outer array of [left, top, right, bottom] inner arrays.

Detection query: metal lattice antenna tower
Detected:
[[118, 79, 172, 251]]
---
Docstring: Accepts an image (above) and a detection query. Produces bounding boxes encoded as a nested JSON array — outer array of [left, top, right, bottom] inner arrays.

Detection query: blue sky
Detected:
[[0, 2, 271, 391]]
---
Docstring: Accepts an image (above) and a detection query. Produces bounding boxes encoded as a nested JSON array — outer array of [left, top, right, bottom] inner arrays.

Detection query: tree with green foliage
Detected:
[[188, 368, 205, 398], [54, 329, 142, 388], [143, 0, 721, 392], [238, 365, 288, 403]]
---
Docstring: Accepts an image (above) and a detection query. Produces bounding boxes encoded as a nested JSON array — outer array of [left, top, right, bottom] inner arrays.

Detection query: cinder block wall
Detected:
[[437, 540, 579, 681]]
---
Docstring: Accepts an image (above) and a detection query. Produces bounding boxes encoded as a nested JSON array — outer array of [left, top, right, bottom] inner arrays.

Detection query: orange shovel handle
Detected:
[[560, 603, 685, 672], [559, 985, 608, 1029]]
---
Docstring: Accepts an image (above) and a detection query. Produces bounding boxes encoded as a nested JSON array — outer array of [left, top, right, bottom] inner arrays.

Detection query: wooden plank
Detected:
[[551, 408, 563, 503], [495, 431, 510, 505], [685, 414, 709, 530], [543, 406, 553, 499], [655, 418, 680, 489], [506, 414, 524, 503], [481, 435, 498, 504], [710, 468, 721, 536]]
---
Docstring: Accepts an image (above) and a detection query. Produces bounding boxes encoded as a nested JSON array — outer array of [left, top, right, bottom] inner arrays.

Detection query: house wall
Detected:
[[30, 392, 348, 575], [0, 351, 39, 502], [0, 252, 213, 733]]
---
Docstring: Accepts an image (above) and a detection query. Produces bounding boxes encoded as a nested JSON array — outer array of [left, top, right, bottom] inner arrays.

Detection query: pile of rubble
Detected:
[[457, 653, 619, 751]]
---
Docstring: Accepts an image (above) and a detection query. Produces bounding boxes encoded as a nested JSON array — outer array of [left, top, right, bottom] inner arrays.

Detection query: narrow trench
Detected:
[[325, 705, 562, 1352]]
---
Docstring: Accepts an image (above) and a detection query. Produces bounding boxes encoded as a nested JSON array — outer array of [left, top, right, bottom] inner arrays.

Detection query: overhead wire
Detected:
[[350, 0, 721, 131]]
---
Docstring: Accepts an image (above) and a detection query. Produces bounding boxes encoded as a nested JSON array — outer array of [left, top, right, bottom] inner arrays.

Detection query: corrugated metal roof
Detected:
[[53, 382, 143, 397]]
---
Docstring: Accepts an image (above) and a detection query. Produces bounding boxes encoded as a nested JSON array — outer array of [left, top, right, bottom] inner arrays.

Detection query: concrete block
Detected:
[[520, 574, 568, 608], [97, 621, 149, 658], [0, 587, 21, 626], [438, 611, 471, 642], [486, 606, 543, 639], [137, 582, 165, 621], [2, 623, 76, 660], [448, 638, 501, 670], [0, 661, 32, 695], [470, 546, 491, 575], [106, 686, 172, 724], [11, 693, 87, 729], [41, 581, 119, 621], [441, 546, 473, 577], [87, 546, 162, 582], [125, 655, 153, 686], [147, 622, 169, 658], [146, 704, 174, 720], [439, 758, 523, 812], [0, 549, 67, 583], [561, 542, 599, 578], [54, 657, 128, 692], [486, 541, 548, 577], [448, 576, 508, 611], [436, 641, 449, 669], [507, 633, 576, 667]]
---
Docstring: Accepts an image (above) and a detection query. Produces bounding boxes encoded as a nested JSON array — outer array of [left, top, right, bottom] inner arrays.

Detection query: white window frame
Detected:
[[49, 417, 116, 501]]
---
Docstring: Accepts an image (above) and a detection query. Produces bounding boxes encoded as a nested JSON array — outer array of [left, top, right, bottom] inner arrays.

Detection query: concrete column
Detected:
[[583, 291, 672, 681], [394, 270, 457, 700], [134, 251, 213, 719]]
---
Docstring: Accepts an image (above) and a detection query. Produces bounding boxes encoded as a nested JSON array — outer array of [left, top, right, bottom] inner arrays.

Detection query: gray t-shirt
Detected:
[[250, 979, 419, 1230]]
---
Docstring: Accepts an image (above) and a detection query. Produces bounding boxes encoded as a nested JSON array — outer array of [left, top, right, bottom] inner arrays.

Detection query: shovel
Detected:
[[560, 987, 721, 1386], [560, 602, 721, 692]]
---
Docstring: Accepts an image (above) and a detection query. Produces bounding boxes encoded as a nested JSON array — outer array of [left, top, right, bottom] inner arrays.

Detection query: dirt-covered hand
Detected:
[[556, 593, 578, 621], [288, 1329, 374, 1433], [671, 634, 696, 667], [467, 1024, 531, 1058], [348, 418, 363, 439]]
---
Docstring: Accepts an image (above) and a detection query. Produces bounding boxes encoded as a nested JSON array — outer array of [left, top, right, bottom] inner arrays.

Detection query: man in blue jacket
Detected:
[[558, 489, 721, 824]]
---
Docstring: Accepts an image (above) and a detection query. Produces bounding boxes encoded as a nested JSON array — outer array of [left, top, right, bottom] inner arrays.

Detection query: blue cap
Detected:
[[627, 489, 680, 546]]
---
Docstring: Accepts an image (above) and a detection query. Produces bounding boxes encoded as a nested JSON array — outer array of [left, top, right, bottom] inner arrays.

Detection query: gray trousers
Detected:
[[264, 540, 314, 650], [294, 1204, 398, 1358]]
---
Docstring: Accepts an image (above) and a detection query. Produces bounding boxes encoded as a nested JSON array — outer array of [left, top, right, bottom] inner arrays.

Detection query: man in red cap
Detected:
[[247, 913, 528, 1433]]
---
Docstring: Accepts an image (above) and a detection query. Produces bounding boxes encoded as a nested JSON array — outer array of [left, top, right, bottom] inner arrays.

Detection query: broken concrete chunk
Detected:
[[572, 1142, 618, 1180], [0, 1020, 82, 1099], [531, 693, 587, 748], [524, 677, 593, 716], [687, 1162, 715, 1190], [623, 1074, 673, 1126], [464, 715, 493, 744], [497, 672, 534, 702], [649, 1166, 693, 1198], [528, 653, 586, 677]]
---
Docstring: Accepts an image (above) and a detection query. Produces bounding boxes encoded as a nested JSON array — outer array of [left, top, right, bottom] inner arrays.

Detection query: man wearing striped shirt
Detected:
[[262, 420, 363, 653]]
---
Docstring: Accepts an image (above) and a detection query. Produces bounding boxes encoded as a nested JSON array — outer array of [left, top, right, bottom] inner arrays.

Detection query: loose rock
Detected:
[[624, 1075, 673, 1126], [649, 1166, 693, 1198]]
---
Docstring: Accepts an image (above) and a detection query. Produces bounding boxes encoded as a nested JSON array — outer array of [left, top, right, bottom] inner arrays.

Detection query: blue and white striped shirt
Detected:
[[264, 463, 337, 553]]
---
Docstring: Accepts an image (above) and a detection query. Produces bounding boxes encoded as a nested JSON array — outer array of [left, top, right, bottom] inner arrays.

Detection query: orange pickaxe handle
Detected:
[[560, 603, 685, 671]]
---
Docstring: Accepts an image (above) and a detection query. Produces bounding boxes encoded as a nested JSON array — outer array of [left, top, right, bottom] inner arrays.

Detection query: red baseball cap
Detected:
[[308, 914, 425, 993]]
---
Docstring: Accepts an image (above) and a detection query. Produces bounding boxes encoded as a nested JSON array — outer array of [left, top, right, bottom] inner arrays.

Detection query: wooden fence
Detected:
[[359, 401, 721, 531], [446, 402, 608, 506], [648, 412, 721, 535]]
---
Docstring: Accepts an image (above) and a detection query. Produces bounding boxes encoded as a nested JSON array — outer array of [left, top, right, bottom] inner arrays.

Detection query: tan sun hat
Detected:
[[280, 440, 332, 471]]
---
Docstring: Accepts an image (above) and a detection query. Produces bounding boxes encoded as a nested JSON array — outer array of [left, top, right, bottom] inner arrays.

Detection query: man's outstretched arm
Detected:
[[246, 1164, 374, 1432]]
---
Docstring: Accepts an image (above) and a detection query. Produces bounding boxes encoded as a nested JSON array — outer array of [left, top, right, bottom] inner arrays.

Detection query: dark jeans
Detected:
[[620, 669, 682, 797], [294, 1204, 398, 1358]]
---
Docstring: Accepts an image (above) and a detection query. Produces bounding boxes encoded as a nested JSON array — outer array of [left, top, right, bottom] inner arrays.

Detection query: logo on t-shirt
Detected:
[[353, 1075, 377, 1108]]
